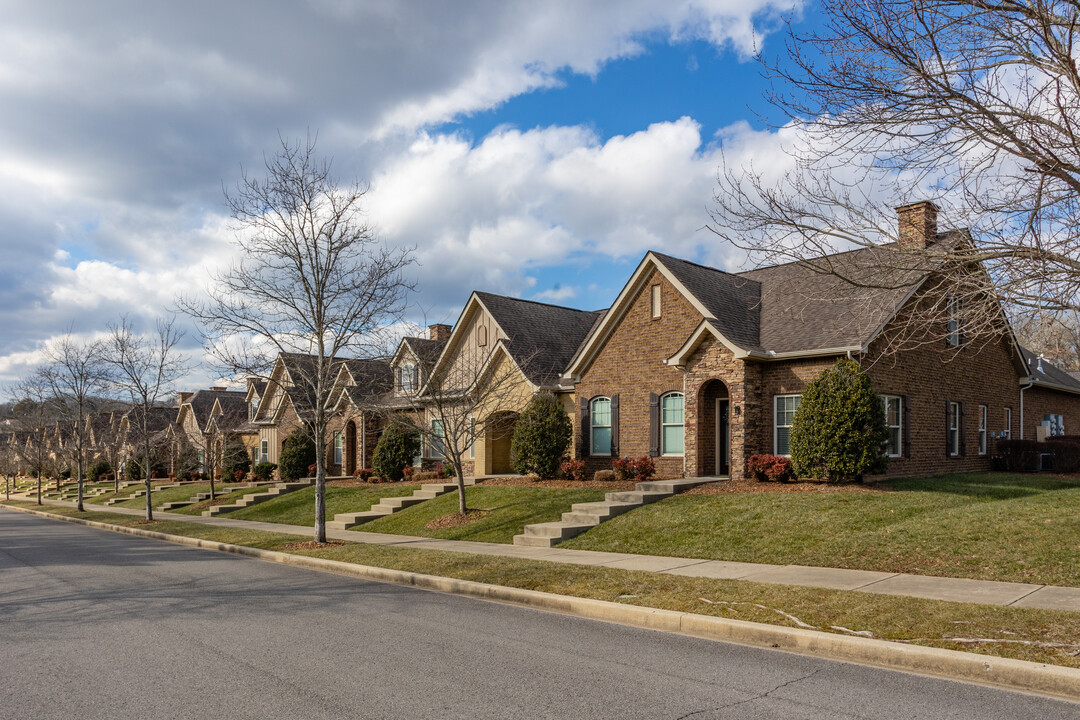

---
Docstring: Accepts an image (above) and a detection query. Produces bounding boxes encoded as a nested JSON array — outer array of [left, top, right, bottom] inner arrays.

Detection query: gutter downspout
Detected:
[[1019, 378, 1034, 440]]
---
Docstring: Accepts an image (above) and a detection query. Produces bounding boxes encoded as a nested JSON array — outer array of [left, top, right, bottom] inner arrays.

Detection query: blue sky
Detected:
[[0, 0, 812, 387]]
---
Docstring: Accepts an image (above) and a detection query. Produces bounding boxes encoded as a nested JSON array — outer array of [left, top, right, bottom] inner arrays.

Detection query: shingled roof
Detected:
[[1021, 348, 1080, 394], [472, 291, 605, 387], [182, 389, 247, 432]]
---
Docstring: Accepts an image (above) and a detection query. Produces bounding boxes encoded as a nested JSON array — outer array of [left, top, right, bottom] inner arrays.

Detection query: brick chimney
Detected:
[[209, 386, 227, 391], [896, 201, 938, 250], [178, 392, 194, 406], [428, 324, 452, 342]]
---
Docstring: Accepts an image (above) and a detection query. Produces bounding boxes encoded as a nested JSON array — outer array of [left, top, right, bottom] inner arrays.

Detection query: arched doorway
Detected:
[[698, 380, 730, 476], [344, 420, 357, 476], [487, 411, 519, 474]]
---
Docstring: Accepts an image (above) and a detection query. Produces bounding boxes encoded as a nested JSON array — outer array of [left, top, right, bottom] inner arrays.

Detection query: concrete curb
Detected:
[[5, 503, 1080, 704]]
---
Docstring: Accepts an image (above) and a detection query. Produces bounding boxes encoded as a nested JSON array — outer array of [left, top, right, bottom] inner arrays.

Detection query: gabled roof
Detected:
[[179, 389, 247, 432], [1021, 348, 1080, 395], [473, 291, 605, 387]]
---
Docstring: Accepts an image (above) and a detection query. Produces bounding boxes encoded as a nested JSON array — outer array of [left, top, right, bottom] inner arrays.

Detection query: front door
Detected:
[[716, 399, 730, 476]]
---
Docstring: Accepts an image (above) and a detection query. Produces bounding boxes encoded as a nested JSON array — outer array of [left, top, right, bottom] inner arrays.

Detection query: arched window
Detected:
[[590, 397, 612, 456], [660, 392, 684, 456]]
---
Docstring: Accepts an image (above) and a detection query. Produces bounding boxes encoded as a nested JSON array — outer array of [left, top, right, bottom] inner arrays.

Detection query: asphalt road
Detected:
[[1, 510, 1077, 720]]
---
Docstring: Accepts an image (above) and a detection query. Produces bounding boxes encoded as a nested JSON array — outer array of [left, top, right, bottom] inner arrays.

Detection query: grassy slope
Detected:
[[113, 483, 214, 510], [226, 485, 420, 526], [356, 485, 608, 544], [563, 473, 1080, 586], [4, 499, 1079, 669]]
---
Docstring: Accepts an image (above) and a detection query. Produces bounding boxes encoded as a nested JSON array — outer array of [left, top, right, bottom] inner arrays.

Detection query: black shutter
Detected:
[[580, 396, 590, 456], [649, 393, 660, 457], [610, 394, 620, 457], [395, 367, 402, 392], [902, 395, 911, 459], [959, 401, 967, 456]]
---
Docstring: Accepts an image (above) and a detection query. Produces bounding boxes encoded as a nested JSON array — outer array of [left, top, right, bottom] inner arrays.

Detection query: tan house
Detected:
[[175, 388, 258, 480]]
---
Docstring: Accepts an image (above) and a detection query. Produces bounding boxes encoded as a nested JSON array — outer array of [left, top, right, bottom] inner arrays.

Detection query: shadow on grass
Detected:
[[884, 472, 1080, 500]]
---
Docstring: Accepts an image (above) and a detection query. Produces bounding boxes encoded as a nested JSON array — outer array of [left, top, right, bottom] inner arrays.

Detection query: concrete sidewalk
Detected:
[[15, 498, 1080, 613]]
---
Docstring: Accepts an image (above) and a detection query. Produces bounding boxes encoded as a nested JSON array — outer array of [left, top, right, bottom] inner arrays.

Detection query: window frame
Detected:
[[260, 439, 268, 463], [333, 431, 343, 465], [469, 415, 476, 459], [978, 405, 988, 455], [948, 401, 960, 456], [660, 391, 685, 456], [1004, 407, 1012, 440], [590, 396, 612, 456], [774, 394, 802, 457], [946, 294, 963, 346], [430, 418, 445, 459], [400, 362, 416, 393], [883, 395, 903, 458]]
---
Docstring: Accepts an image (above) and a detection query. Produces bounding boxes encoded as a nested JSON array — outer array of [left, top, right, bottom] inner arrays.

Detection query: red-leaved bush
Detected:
[[560, 458, 586, 482], [746, 454, 794, 482]]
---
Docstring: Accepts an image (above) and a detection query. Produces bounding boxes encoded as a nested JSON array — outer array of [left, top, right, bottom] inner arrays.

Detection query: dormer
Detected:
[[245, 377, 267, 421], [390, 325, 450, 397]]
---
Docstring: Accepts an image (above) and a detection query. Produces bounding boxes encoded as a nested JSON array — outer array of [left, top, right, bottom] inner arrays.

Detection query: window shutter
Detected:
[[580, 396, 590, 455], [649, 393, 660, 457], [902, 395, 911, 459], [610, 394, 620, 457], [945, 401, 951, 455], [959, 401, 967, 456], [395, 367, 402, 392], [411, 365, 419, 389]]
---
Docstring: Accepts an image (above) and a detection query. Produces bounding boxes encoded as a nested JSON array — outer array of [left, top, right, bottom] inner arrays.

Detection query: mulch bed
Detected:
[[281, 540, 347, 550], [424, 510, 490, 530], [326, 478, 393, 487], [687, 477, 887, 495]]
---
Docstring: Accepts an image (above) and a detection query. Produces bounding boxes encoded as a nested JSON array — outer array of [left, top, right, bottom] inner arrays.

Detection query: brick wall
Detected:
[[1022, 386, 1080, 440], [573, 268, 702, 478]]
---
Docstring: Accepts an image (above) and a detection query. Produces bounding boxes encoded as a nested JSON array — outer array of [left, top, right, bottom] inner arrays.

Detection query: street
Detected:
[[1, 509, 1076, 719]]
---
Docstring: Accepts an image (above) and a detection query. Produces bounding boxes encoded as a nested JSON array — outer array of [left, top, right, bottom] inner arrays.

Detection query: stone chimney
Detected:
[[179, 392, 194, 406], [896, 201, 938, 250], [428, 324, 452, 342]]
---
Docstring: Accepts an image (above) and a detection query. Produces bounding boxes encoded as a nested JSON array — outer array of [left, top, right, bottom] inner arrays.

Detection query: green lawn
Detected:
[[113, 483, 214, 510], [226, 484, 420, 526], [563, 472, 1080, 587], [356, 485, 608, 544]]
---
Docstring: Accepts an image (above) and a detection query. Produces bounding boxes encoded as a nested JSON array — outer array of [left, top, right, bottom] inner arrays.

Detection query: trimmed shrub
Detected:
[[125, 458, 143, 482], [222, 454, 251, 483], [278, 430, 317, 480], [746, 454, 794, 482], [790, 359, 889, 482], [253, 462, 277, 482], [612, 456, 636, 481], [88, 459, 112, 483], [997, 439, 1050, 472], [511, 393, 573, 479], [372, 423, 421, 483], [354, 467, 374, 481], [633, 456, 656, 481], [560, 458, 586, 482], [1046, 437, 1080, 472], [593, 469, 615, 482]]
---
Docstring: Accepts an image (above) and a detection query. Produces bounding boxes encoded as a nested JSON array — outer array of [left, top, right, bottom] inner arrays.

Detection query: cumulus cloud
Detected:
[[0, 0, 805, 389]]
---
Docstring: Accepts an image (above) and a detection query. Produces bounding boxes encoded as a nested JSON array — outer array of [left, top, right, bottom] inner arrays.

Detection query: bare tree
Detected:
[[0, 433, 18, 501], [11, 380, 59, 505], [34, 334, 110, 512], [384, 342, 535, 515], [181, 135, 413, 543], [711, 0, 1080, 347], [106, 316, 187, 521], [1014, 311, 1080, 371]]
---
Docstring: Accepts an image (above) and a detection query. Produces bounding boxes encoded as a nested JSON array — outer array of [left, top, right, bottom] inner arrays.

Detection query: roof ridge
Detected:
[[474, 289, 604, 315], [650, 251, 751, 283]]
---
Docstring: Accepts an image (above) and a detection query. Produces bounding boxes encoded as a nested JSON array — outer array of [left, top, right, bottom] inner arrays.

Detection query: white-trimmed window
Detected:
[[198, 449, 205, 473], [250, 447, 259, 466], [590, 397, 612, 456], [1004, 407, 1012, 440], [250, 398, 259, 420], [430, 419, 445, 459], [883, 395, 902, 458], [333, 431, 343, 465], [946, 295, 962, 346], [651, 285, 662, 319], [469, 416, 476, 459], [774, 395, 801, 456], [260, 439, 268, 463], [400, 363, 417, 393], [978, 405, 988, 455], [948, 401, 960, 456], [660, 392, 684, 456]]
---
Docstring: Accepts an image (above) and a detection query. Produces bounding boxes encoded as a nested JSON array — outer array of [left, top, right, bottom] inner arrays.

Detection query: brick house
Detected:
[[560, 202, 1080, 481], [175, 388, 256, 479]]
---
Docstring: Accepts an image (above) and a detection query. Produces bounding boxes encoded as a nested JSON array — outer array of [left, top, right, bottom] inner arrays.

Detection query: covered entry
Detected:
[[486, 411, 519, 474], [697, 379, 730, 476]]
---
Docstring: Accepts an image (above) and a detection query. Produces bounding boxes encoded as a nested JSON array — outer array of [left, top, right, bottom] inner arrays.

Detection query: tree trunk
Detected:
[[209, 443, 216, 500], [144, 435, 153, 522], [456, 467, 468, 514], [314, 450, 326, 544], [76, 454, 84, 513], [36, 472, 41, 505]]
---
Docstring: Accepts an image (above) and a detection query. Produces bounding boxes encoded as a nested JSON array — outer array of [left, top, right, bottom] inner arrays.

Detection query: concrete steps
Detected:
[[159, 483, 271, 511], [513, 477, 718, 547], [202, 481, 313, 517], [327, 479, 476, 531]]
